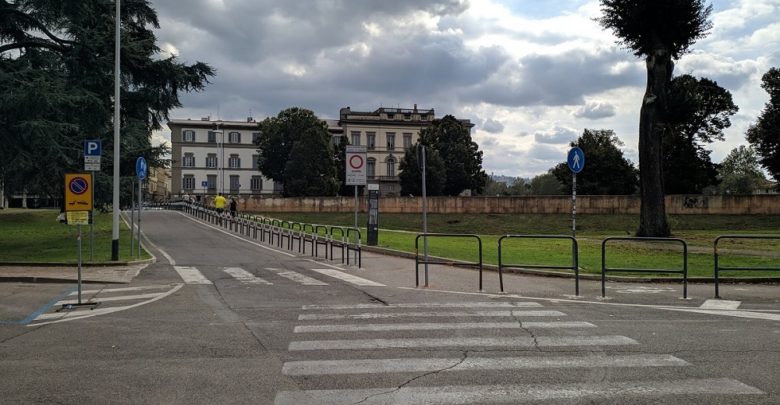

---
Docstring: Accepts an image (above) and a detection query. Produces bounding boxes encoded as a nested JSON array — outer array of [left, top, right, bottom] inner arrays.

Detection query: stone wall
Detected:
[[235, 195, 780, 215]]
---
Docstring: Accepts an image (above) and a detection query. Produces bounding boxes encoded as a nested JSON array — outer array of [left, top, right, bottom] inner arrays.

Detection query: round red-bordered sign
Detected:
[[349, 154, 364, 169], [69, 177, 89, 195]]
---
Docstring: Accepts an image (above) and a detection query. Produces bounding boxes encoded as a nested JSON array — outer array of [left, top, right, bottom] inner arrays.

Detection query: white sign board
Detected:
[[345, 145, 367, 186], [84, 156, 101, 171]]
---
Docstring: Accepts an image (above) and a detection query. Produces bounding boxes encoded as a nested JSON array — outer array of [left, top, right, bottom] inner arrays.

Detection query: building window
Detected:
[[403, 133, 412, 149], [208, 131, 217, 143], [367, 158, 375, 179], [387, 112, 395, 120], [229, 131, 241, 144], [404, 113, 411, 120], [251, 176, 263, 192], [252, 132, 261, 144], [367, 132, 376, 150], [183, 130, 195, 142], [207, 175, 217, 191], [386, 133, 395, 151], [230, 175, 240, 193], [183, 175, 195, 190], [229, 154, 241, 169], [351, 131, 361, 146], [183, 153, 195, 168], [386, 157, 396, 177], [206, 154, 217, 168], [420, 114, 428, 121], [252, 154, 260, 170]]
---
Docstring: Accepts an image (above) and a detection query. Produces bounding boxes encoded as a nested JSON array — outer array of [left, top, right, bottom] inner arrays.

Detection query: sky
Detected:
[[150, 0, 780, 178]]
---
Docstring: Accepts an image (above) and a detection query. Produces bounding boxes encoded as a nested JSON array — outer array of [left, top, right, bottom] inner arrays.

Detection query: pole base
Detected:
[[111, 239, 119, 261]]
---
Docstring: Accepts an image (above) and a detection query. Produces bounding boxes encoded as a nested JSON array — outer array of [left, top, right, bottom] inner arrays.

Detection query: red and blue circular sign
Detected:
[[69, 176, 89, 195]]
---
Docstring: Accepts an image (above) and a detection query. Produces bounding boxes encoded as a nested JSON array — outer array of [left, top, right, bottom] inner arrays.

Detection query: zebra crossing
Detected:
[[174, 265, 385, 288], [275, 301, 764, 404]]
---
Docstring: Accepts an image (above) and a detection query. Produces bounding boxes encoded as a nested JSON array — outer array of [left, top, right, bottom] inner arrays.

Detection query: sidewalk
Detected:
[[0, 263, 149, 284]]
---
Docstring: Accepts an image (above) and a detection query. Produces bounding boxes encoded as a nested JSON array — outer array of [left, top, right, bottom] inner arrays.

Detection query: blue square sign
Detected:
[[84, 140, 102, 156]]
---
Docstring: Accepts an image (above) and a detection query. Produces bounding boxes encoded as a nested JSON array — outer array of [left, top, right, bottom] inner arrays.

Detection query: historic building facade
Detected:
[[168, 106, 472, 197]]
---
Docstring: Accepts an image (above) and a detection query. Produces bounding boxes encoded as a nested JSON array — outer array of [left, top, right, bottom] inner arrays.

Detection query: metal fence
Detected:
[[498, 234, 579, 295], [714, 235, 780, 298], [601, 237, 688, 299]]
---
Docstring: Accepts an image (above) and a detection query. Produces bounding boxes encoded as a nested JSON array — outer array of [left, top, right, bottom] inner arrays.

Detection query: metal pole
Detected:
[[77, 224, 83, 305], [572, 173, 576, 237], [130, 182, 134, 257], [137, 178, 142, 258], [354, 185, 358, 229], [220, 129, 224, 195], [90, 175, 94, 261], [111, 0, 121, 260], [421, 146, 429, 287]]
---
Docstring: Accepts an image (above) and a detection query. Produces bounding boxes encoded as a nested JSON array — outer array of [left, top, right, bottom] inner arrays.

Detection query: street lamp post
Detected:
[[111, 0, 121, 261]]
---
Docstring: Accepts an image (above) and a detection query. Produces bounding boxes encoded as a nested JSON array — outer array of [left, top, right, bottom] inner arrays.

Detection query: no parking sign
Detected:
[[65, 173, 93, 212]]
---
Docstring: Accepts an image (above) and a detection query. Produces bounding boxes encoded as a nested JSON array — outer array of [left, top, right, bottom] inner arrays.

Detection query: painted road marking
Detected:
[[282, 354, 689, 376], [294, 321, 596, 333], [699, 299, 741, 310], [223, 267, 272, 285], [288, 335, 637, 351], [274, 378, 763, 404], [300, 302, 542, 310], [70, 285, 174, 296], [298, 310, 566, 321], [58, 292, 164, 305], [308, 268, 385, 286], [173, 266, 212, 285], [30, 284, 184, 326], [264, 267, 328, 286]]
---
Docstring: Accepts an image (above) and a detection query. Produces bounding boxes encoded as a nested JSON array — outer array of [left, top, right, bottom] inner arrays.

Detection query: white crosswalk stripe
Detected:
[[308, 268, 385, 286], [275, 379, 763, 405], [223, 267, 272, 285], [282, 354, 689, 376], [277, 301, 764, 403], [298, 309, 565, 320], [264, 267, 328, 286], [173, 266, 212, 284]]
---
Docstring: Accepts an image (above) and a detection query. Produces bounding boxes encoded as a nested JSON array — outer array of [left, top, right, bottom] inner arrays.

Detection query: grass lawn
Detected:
[[249, 212, 780, 278], [0, 208, 150, 263]]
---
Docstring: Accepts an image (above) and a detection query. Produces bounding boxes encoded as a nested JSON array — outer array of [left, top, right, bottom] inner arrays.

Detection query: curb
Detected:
[[0, 258, 155, 267]]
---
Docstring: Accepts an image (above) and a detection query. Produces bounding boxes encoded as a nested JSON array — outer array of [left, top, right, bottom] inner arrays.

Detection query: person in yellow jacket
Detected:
[[214, 193, 227, 214]]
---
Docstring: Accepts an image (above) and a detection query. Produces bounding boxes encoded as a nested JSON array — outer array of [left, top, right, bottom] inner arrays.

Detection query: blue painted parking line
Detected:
[[0, 287, 76, 325]]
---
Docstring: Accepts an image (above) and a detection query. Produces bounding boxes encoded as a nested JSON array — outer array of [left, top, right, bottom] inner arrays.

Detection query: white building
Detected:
[[168, 117, 276, 198]]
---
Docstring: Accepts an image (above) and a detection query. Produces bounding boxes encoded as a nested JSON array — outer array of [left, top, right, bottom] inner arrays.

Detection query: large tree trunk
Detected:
[[637, 49, 672, 237]]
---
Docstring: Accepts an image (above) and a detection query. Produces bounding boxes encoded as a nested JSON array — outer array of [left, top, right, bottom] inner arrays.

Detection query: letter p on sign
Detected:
[[84, 140, 102, 157]]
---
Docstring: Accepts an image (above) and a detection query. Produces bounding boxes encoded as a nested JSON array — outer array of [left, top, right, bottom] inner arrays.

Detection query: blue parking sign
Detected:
[[84, 140, 102, 156]]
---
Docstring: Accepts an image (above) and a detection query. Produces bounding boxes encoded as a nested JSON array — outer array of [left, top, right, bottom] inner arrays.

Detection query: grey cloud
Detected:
[[479, 118, 505, 133], [573, 101, 617, 119], [460, 48, 644, 107], [534, 126, 578, 144]]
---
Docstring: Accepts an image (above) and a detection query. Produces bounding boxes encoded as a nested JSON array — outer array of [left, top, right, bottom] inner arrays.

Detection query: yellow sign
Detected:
[[65, 173, 93, 212], [66, 211, 90, 225]]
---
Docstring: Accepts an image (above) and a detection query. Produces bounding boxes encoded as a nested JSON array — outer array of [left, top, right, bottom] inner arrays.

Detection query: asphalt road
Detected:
[[0, 210, 778, 404]]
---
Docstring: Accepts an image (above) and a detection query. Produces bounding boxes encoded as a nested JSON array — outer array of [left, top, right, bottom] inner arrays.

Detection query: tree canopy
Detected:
[[746, 67, 780, 187], [0, 0, 213, 206], [417, 115, 488, 196], [399, 143, 446, 196], [552, 129, 638, 195], [255, 107, 338, 197], [599, 0, 712, 237], [718, 145, 766, 195]]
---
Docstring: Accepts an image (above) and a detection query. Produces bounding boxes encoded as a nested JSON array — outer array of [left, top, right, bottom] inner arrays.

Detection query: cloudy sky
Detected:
[[151, 0, 779, 178]]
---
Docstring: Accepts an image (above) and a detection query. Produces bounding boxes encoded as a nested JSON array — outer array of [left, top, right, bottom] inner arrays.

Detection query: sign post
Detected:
[[567, 146, 585, 237], [417, 145, 430, 287], [136, 157, 147, 258], [84, 140, 101, 261], [345, 146, 367, 231], [65, 173, 94, 306]]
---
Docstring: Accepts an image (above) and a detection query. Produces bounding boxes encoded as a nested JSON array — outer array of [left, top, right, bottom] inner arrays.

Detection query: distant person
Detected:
[[214, 193, 227, 215], [229, 197, 237, 218]]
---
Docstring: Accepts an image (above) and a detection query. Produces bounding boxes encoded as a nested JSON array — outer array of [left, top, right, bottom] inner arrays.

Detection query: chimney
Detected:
[[247, 116, 254, 123], [413, 104, 418, 112]]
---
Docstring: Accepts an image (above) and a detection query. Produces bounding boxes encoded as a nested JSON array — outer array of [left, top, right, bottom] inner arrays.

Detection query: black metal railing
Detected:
[[602, 237, 688, 298], [498, 234, 579, 295]]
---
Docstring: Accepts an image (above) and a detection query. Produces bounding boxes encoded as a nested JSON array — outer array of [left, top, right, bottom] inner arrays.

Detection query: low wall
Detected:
[[236, 194, 780, 215]]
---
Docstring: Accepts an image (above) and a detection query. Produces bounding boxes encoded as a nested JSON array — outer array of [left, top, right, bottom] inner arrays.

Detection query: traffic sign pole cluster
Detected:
[[345, 146, 367, 231], [567, 147, 585, 238]]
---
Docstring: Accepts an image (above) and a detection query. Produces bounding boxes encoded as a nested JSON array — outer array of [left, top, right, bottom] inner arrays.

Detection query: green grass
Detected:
[[251, 212, 780, 278], [0, 208, 150, 263]]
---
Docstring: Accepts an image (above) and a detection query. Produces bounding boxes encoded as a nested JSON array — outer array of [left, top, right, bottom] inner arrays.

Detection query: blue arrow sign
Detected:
[[567, 147, 585, 174], [136, 157, 148, 180], [84, 140, 102, 156]]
